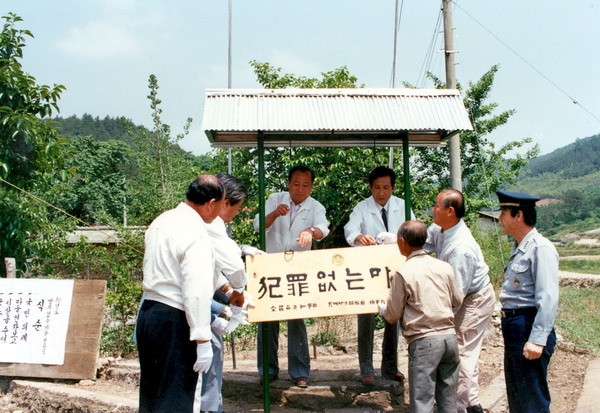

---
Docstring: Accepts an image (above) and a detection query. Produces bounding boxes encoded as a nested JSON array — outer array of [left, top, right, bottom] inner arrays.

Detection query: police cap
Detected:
[[495, 190, 540, 210]]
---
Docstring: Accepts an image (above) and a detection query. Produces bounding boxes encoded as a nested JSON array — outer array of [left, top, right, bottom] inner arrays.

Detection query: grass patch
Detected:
[[556, 243, 600, 257], [559, 259, 600, 275], [556, 286, 600, 355]]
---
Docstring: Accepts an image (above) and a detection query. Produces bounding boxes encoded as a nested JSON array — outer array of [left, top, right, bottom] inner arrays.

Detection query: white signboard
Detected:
[[246, 244, 405, 322], [0, 279, 74, 365]]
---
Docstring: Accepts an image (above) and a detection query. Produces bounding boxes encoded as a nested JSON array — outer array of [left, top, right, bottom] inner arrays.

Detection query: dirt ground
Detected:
[[0, 319, 594, 412], [220, 321, 593, 413]]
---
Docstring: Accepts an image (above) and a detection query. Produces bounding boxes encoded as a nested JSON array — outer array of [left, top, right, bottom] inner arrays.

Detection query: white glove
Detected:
[[242, 290, 256, 309], [378, 302, 387, 316], [211, 317, 229, 336], [241, 245, 266, 256], [226, 305, 250, 334], [223, 306, 233, 319], [376, 232, 397, 245], [193, 341, 213, 373]]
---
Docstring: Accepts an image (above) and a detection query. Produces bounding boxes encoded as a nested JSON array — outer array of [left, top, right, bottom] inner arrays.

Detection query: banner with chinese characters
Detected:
[[0, 279, 74, 365], [246, 244, 405, 322]]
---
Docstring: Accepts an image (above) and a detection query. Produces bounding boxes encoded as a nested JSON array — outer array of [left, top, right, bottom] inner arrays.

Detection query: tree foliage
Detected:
[[58, 136, 131, 225], [406, 66, 539, 222], [0, 13, 71, 276], [56, 113, 134, 144], [124, 74, 198, 225]]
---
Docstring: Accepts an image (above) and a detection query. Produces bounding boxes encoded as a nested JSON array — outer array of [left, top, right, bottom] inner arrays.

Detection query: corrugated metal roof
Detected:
[[202, 88, 473, 148]]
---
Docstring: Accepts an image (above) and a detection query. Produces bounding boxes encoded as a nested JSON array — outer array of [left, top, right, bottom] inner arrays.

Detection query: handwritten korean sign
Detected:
[[0, 279, 74, 365], [246, 244, 405, 322]]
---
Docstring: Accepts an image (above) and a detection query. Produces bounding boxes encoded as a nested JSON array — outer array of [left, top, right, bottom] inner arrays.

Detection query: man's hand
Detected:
[[274, 204, 290, 217], [296, 229, 313, 248], [523, 342, 544, 360], [356, 234, 377, 246], [211, 317, 228, 336], [376, 232, 397, 245], [228, 290, 245, 307], [193, 341, 213, 373], [241, 245, 265, 256], [378, 302, 387, 316], [226, 305, 250, 334], [242, 291, 255, 309]]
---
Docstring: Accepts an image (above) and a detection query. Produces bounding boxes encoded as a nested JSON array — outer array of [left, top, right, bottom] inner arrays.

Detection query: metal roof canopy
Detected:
[[201, 87, 472, 413], [202, 88, 473, 148]]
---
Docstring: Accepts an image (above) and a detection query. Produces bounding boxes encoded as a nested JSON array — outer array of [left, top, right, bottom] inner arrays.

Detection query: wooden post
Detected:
[[5, 257, 16, 278]]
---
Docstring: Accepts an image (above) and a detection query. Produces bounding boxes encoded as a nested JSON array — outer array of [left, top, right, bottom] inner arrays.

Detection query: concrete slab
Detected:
[[575, 358, 600, 413]]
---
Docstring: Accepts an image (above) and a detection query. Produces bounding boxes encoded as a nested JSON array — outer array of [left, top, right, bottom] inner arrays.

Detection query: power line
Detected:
[[0, 177, 144, 256], [452, 1, 600, 124], [416, 8, 443, 88]]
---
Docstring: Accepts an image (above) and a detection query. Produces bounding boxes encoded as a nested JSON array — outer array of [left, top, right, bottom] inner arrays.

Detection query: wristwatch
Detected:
[[309, 227, 316, 234]]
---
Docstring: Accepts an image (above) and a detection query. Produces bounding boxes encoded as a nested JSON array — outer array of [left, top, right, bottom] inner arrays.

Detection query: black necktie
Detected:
[[381, 208, 388, 231]]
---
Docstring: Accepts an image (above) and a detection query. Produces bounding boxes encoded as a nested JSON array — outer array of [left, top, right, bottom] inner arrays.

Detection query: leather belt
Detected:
[[500, 307, 537, 318]]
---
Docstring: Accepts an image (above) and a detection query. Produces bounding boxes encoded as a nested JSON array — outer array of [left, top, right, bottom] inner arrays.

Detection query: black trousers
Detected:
[[137, 300, 199, 413]]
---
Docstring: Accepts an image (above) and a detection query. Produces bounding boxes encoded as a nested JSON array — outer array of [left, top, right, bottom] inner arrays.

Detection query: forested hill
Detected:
[[54, 114, 133, 145], [54, 113, 212, 172], [526, 133, 600, 179], [511, 132, 600, 237]]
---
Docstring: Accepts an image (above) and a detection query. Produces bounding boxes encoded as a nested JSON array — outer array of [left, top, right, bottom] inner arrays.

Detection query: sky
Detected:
[[3, 1, 600, 157]]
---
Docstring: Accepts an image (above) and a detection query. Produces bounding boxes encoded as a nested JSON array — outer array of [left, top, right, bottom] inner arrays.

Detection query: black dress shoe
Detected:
[[466, 404, 484, 413]]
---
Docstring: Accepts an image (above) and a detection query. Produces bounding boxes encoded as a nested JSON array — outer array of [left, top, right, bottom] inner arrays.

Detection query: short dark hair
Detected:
[[288, 165, 315, 183], [507, 206, 537, 226], [217, 173, 247, 206], [397, 220, 427, 248], [368, 166, 396, 187], [440, 189, 465, 219], [186, 174, 224, 205]]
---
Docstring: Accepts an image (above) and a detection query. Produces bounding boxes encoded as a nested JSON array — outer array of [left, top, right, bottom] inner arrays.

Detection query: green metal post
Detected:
[[257, 132, 270, 412]]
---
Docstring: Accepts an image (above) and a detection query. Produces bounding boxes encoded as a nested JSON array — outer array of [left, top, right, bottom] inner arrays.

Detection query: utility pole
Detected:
[[389, 0, 401, 169], [442, 0, 462, 191], [227, 0, 233, 175]]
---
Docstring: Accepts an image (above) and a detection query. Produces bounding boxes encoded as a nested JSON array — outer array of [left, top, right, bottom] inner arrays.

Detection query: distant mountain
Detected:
[[526, 133, 600, 179]]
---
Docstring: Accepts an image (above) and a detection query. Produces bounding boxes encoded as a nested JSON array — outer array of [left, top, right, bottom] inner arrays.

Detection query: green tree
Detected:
[[0, 13, 71, 276], [407, 66, 539, 222], [58, 136, 131, 225], [124, 74, 198, 225]]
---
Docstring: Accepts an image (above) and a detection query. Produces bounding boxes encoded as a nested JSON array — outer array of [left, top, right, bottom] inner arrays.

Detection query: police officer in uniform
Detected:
[[496, 190, 559, 413]]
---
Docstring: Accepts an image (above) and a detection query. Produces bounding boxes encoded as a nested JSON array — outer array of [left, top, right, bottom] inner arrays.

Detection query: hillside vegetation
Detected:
[[509, 133, 600, 238]]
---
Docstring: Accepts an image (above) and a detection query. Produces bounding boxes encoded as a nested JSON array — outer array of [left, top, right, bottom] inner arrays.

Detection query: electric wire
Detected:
[[0, 176, 145, 256], [416, 8, 443, 88], [452, 0, 600, 124]]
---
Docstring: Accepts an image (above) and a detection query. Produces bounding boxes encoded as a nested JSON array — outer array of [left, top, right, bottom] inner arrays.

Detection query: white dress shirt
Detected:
[[206, 216, 248, 290], [344, 195, 414, 246], [142, 202, 217, 341], [253, 192, 330, 253]]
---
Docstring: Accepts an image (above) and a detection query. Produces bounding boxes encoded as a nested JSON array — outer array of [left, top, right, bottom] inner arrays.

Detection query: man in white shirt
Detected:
[[343, 166, 413, 386], [425, 189, 496, 413], [136, 174, 225, 413], [202, 173, 257, 413], [253, 165, 330, 388]]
